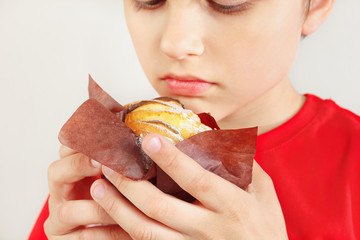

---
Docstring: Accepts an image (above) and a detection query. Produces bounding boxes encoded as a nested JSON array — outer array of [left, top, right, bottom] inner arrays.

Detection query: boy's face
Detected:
[[123, 0, 306, 123]]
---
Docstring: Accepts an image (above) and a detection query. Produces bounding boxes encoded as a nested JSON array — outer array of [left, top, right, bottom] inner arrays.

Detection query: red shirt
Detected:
[[29, 94, 360, 239]]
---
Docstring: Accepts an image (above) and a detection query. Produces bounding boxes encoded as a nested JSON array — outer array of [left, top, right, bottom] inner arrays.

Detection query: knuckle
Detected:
[[48, 196, 57, 210], [59, 145, 75, 158], [162, 152, 180, 172], [112, 174, 130, 190], [57, 202, 72, 225], [94, 201, 109, 221], [217, 195, 248, 225], [188, 170, 211, 193], [108, 225, 123, 239], [105, 198, 119, 217], [59, 145, 67, 158], [47, 160, 60, 182], [217, 193, 244, 217], [261, 172, 274, 188], [70, 153, 88, 172], [43, 218, 52, 237], [146, 196, 172, 219], [224, 204, 244, 223], [131, 224, 156, 240]]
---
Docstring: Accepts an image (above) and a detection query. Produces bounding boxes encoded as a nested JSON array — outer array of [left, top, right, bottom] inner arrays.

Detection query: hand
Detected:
[[90, 134, 289, 240], [44, 145, 131, 239]]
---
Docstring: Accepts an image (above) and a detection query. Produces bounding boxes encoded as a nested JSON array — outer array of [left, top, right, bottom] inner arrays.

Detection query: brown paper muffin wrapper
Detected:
[[58, 76, 257, 200]]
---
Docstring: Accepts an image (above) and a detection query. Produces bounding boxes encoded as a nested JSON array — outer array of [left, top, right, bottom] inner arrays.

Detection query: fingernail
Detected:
[[102, 165, 114, 176], [91, 159, 100, 168], [93, 183, 105, 200], [144, 136, 161, 154]]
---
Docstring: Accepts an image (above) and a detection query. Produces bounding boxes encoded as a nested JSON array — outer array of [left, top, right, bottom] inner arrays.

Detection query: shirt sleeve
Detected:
[[28, 196, 49, 240]]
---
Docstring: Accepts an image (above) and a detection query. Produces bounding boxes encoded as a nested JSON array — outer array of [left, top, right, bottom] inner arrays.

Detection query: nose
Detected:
[[160, 6, 204, 60]]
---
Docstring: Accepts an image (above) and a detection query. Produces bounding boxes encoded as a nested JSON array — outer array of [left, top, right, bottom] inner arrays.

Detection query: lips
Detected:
[[161, 74, 214, 96]]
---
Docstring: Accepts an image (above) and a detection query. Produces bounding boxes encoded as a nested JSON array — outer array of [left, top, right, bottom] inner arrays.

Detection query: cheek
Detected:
[[124, 12, 161, 83], [126, 25, 153, 74], [219, 4, 303, 94]]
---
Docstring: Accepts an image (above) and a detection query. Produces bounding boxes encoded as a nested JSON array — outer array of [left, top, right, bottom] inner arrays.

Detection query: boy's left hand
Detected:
[[91, 134, 288, 240]]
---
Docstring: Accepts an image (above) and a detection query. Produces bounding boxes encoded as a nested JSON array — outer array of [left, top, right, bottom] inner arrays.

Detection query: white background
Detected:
[[0, 0, 359, 239]]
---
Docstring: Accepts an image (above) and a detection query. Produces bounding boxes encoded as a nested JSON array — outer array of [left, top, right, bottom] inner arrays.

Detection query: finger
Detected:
[[101, 165, 208, 234], [45, 200, 116, 236], [48, 153, 102, 198], [48, 225, 132, 240], [59, 145, 77, 158], [141, 134, 246, 210], [91, 179, 184, 240]]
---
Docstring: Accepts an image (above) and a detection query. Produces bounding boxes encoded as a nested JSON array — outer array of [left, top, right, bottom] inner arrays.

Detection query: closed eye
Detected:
[[132, 0, 253, 15], [207, 0, 253, 15], [132, 0, 166, 10]]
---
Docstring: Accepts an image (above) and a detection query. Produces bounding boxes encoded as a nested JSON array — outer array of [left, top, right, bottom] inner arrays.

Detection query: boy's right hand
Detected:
[[44, 145, 132, 239]]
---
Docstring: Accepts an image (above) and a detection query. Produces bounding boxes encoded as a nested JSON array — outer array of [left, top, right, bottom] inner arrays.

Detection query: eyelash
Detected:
[[133, 0, 253, 15], [208, 0, 253, 15], [133, 0, 165, 10]]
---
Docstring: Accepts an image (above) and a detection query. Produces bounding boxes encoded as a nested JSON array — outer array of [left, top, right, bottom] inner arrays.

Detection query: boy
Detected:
[[30, 0, 360, 239]]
